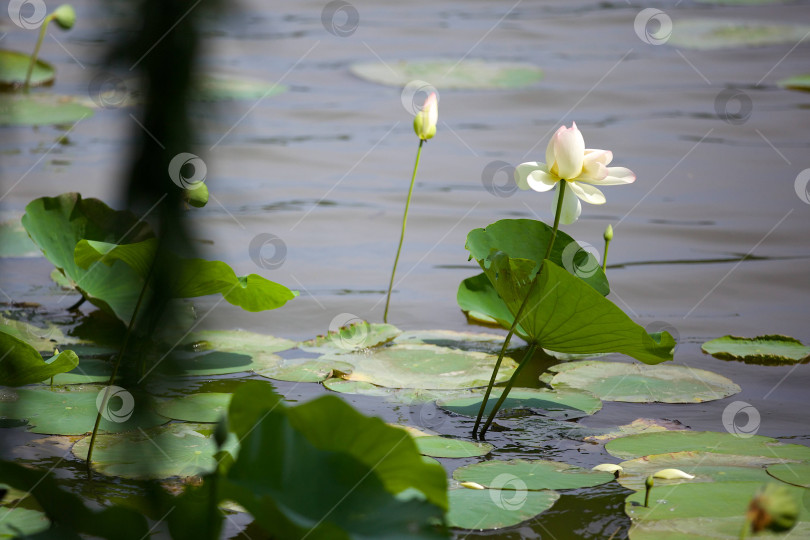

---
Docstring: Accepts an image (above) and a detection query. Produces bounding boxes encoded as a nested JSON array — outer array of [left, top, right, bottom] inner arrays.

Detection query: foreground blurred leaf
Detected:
[[0, 331, 78, 386]]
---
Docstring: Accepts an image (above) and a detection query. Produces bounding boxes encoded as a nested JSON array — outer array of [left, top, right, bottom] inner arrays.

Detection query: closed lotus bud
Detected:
[[184, 182, 209, 208], [644, 475, 654, 507], [52, 5, 76, 30], [593, 463, 623, 477], [603, 224, 613, 242], [746, 483, 800, 534], [413, 92, 438, 141], [460, 481, 485, 490], [653, 468, 695, 480]]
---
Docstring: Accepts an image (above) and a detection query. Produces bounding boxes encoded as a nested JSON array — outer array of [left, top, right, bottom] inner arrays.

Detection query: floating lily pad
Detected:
[[393, 330, 510, 354], [573, 418, 688, 444], [0, 94, 93, 126], [447, 487, 559, 530], [153, 393, 232, 423], [0, 219, 39, 258], [547, 361, 740, 403], [0, 385, 166, 435], [181, 329, 296, 355], [164, 350, 282, 377], [453, 459, 614, 491], [323, 343, 517, 390], [767, 463, 810, 488], [414, 436, 492, 458], [778, 74, 810, 92], [49, 358, 112, 385], [617, 451, 787, 491], [254, 357, 354, 383], [192, 75, 287, 101], [437, 387, 601, 420], [322, 378, 458, 403], [0, 49, 55, 89], [350, 59, 543, 90], [693, 0, 790, 4], [0, 483, 29, 505], [0, 315, 79, 352], [606, 431, 810, 461], [669, 19, 810, 50], [629, 516, 810, 540], [702, 335, 810, 365], [0, 329, 79, 386], [73, 422, 233, 479], [0, 507, 49, 537], [300, 322, 400, 353]]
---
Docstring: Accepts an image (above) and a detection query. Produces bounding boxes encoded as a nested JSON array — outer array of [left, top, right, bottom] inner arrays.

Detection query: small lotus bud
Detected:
[[184, 182, 209, 208], [746, 483, 800, 534], [460, 481, 485, 490], [52, 5, 76, 30], [644, 475, 654, 507], [603, 224, 613, 242], [413, 92, 438, 141], [653, 468, 695, 480]]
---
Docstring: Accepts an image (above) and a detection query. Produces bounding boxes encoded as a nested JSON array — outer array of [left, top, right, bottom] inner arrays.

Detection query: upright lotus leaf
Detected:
[[0, 49, 56, 89], [74, 239, 297, 314], [21, 193, 154, 322], [546, 361, 739, 403], [0, 460, 150, 539], [454, 459, 615, 491], [447, 487, 559, 530], [702, 335, 810, 365], [606, 431, 810, 462], [485, 255, 674, 362], [437, 387, 602, 420], [223, 381, 448, 539], [457, 274, 530, 339], [0, 331, 78, 386]]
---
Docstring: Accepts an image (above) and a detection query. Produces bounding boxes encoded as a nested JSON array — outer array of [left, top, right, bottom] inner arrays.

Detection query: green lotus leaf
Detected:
[[192, 74, 287, 101], [0, 314, 80, 352], [413, 436, 493, 458], [668, 19, 810, 50], [458, 273, 531, 339], [181, 329, 297, 355], [453, 459, 615, 491], [255, 357, 355, 383], [702, 335, 810, 365], [0, 331, 78, 386], [49, 357, 113, 385], [154, 393, 232, 423], [0, 49, 55, 89], [393, 329, 512, 354], [0, 507, 49, 538], [0, 94, 93, 126], [546, 360, 739, 403], [299, 322, 400, 353], [447, 487, 559, 530], [322, 378, 461, 403], [766, 463, 810, 488], [162, 350, 282, 377], [606, 431, 810, 461], [350, 59, 543, 90], [628, 516, 810, 540], [437, 387, 601, 420], [568, 418, 687, 443]]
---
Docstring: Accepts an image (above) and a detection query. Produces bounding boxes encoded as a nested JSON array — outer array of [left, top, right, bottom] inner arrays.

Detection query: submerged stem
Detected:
[[478, 343, 537, 437], [23, 15, 52, 92], [472, 181, 568, 439], [383, 138, 424, 323]]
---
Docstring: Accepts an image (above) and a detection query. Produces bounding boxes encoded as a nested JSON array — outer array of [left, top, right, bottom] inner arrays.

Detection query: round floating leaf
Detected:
[[50, 358, 113, 385], [255, 358, 354, 383], [778, 74, 810, 92], [154, 393, 232, 423], [0, 94, 93, 126], [0, 50, 55, 89], [547, 361, 740, 403], [0, 507, 49, 537], [447, 487, 559, 530], [73, 422, 228, 479], [350, 59, 543, 90], [191, 75, 287, 101], [324, 343, 517, 390], [668, 19, 810, 50], [164, 350, 282, 377], [606, 431, 810, 461], [629, 516, 810, 540], [0, 385, 167, 435], [394, 329, 509, 354], [414, 436, 492, 458], [0, 314, 80, 352], [571, 418, 687, 444], [300, 322, 400, 353], [0, 219, 39, 258], [702, 335, 810, 365], [767, 463, 810, 488], [438, 387, 601, 420], [182, 329, 296, 355], [618, 451, 786, 491], [454, 459, 614, 491], [322, 378, 458, 403], [694, 0, 790, 4]]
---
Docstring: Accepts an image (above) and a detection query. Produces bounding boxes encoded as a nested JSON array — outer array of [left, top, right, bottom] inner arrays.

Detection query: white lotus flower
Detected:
[[515, 122, 636, 224], [653, 468, 695, 480]]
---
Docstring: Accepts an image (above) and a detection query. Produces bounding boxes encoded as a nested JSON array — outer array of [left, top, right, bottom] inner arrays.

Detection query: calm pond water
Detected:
[[2, 0, 810, 538]]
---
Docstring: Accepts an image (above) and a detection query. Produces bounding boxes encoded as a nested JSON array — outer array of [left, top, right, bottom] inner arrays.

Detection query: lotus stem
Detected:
[[644, 475, 654, 507], [478, 343, 537, 437], [472, 181, 568, 439], [383, 138, 424, 323], [23, 15, 53, 92]]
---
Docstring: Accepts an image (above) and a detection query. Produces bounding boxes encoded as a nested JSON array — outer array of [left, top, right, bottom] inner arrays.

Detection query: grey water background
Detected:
[[2, 0, 810, 537]]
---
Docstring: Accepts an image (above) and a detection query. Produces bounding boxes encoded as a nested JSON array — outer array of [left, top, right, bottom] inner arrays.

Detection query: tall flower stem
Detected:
[[472, 181, 567, 439], [23, 15, 53, 93], [384, 138, 424, 323]]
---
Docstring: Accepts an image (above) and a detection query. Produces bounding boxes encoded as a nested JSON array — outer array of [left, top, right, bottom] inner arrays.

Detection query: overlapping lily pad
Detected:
[[154, 393, 232, 423], [766, 463, 810, 488], [702, 335, 810, 365], [163, 350, 281, 377], [49, 358, 113, 385], [606, 431, 810, 461], [322, 378, 458, 403], [546, 361, 740, 403], [453, 459, 615, 491], [437, 387, 602, 420], [0, 94, 94, 126], [0, 507, 50, 537], [73, 422, 230, 479], [254, 357, 354, 383], [447, 487, 559, 529], [668, 19, 810, 50], [393, 330, 510, 354], [0, 385, 166, 435], [299, 322, 400, 353], [322, 343, 517, 390], [0, 49, 55, 89], [572, 418, 687, 444], [0, 315, 79, 352], [182, 329, 297, 355], [350, 59, 543, 90], [414, 436, 493, 458], [0, 330, 79, 386]]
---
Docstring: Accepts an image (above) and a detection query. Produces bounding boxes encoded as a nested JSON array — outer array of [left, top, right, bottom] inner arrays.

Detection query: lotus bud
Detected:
[[413, 92, 438, 141], [52, 5, 76, 30], [460, 481, 485, 490], [603, 224, 613, 242], [746, 483, 800, 534], [184, 182, 209, 208], [653, 468, 695, 480], [644, 475, 654, 507]]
